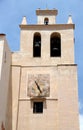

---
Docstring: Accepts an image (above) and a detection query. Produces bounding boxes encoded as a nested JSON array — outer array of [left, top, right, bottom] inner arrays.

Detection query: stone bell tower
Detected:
[[11, 8, 80, 130], [0, 8, 79, 130]]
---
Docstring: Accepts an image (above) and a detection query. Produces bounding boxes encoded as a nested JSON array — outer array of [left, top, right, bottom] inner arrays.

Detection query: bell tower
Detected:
[[11, 8, 80, 130]]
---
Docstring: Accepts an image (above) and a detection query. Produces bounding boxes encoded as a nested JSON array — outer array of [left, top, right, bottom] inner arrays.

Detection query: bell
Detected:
[[34, 42, 40, 47], [53, 47, 58, 50]]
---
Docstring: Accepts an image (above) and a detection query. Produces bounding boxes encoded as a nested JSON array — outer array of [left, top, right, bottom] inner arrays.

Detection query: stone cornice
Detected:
[[19, 24, 75, 30], [36, 9, 58, 16]]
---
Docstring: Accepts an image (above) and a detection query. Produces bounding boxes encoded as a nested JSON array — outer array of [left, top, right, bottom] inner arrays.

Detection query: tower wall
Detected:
[[16, 26, 75, 66], [58, 65, 79, 130], [11, 65, 79, 130]]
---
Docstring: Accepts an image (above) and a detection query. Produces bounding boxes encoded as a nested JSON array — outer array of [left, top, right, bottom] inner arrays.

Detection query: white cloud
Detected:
[[79, 101, 83, 130], [79, 114, 83, 130], [79, 101, 83, 110]]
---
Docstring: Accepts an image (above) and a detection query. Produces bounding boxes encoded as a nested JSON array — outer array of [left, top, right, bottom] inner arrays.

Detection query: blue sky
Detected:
[[0, 0, 83, 129]]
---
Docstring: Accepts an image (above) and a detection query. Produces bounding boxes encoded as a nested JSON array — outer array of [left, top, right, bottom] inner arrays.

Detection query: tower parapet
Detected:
[[36, 8, 58, 24]]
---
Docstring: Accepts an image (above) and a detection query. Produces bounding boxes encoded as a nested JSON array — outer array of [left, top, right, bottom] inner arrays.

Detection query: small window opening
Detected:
[[50, 33, 61, 57], [33, 102, 43, 113], [44, 18, 49, 25], [33, 33, 41, 57]]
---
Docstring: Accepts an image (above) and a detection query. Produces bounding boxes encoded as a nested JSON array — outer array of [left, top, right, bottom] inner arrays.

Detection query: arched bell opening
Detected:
[[44, 18, 49, 25], [50, 32, 61, 57], [33, 32, 41, 57]]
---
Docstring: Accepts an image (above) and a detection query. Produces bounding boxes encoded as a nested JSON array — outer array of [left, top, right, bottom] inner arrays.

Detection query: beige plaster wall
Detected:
[[37, 15, 56, 24], [12, 66, 58, 130], [11, 65, 79, 130], [0, 36, 11, 130], [58, 65, 79, 130], [17, 100, 58, 130], [11, 66, 58, 130], [0, 40, 4, 79], [11, 66, 21, 130]]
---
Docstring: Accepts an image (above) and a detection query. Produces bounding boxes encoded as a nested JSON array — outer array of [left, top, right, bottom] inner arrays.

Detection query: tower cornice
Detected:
[[19, 24, 75, 30]]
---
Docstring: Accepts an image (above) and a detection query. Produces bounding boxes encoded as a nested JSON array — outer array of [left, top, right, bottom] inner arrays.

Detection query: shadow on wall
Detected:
[[5, 68, 12, 130]]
